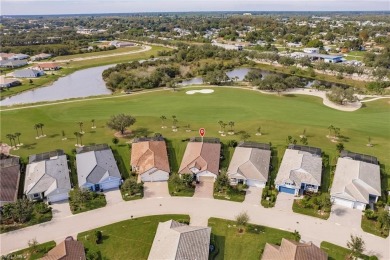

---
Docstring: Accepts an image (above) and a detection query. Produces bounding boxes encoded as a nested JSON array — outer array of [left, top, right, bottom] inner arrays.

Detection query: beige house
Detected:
[[262, 238, 327, 260], [131, 137, 170, 182], [178, 138, 221, 181], [148, 220, 211, 260], [41, 236, 86, 260]]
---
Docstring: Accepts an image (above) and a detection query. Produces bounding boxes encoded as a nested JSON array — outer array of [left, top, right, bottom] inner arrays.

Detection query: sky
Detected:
[[1, 0, 389, 15]]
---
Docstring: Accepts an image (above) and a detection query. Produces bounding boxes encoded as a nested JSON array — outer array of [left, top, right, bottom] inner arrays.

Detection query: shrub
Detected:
[[95, 230, 103, 244]]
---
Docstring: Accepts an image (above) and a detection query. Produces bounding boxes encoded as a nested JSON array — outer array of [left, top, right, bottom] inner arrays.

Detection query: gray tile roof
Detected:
[[330, 157, 381, 204], [0, 158, 20, 205], [24, 154, 71, 197], [148, 220, 211, 260], [76, 148, 121, 187], [13, 68, 43, 78], [228, 147, 271, 182], [275, 149, 322, 188]]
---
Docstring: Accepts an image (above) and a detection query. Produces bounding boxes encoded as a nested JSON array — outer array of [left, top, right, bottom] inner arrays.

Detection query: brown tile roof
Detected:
[[40, 238, 86, 260], [262, 238, 327, 260], [0, 158, 20, 205], [179, 142, 221, 175], [131, 140, 170, 174]]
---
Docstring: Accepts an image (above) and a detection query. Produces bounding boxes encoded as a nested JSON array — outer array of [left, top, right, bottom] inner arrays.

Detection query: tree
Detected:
[[328, 125, 334, 137], [240, 131, 250, 141], [28, 238, 39, 255], [293, 230, 301, 241], [235, 211, 250, 233], [160, 115, 167, 128], [74, 132, 79, 145], [37, 123, 44, 136], [215, 173, 230, 191], [377, 210, 390, 231], [218, 120, 224, 133], [228, 121, 235, 132], [326, 86, 356, 105], [2, 198, 34, 223], [256, 126, 262, 135], [79, 132, 84, 146], [112, 137, 119, 145], [6, 134, 15, 147], [62, 130, 66, 139], [14, 132, 21, 146], [91, 119, 96, 128], [334, 127, 341, 139], [347, 235, 365, 258], [121, 178, 143, 196], [300, 136, 308, 145], [95, 230, 103, 244], [106, 114, 136, 135], [34, 124, 40, 138], [336, 143, 344, 153], [244, 69, 262, 82], [77, 121, 84, 133]]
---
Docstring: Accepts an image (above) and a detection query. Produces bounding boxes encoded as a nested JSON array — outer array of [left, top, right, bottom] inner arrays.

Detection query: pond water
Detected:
[[0, 65, 113, 106]]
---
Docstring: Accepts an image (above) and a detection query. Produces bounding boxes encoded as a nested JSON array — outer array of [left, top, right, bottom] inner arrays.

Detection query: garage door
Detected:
[[354, 202, 366, 210], [279, 186, 296, 194], [333, 197, 354, 208], [199, 176, 215, 183], [141, 171, 169, 182], [246, 179, 265, 188], [48, 193, 69, 203], [101, 180, 120, 190]]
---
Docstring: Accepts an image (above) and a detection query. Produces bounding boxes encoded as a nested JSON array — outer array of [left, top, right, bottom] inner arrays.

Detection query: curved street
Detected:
[[0, 196, 389, 258]]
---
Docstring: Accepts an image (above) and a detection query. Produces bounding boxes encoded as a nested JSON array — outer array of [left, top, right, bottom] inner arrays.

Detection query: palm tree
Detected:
[[222, 123, 228, 132], [257, 126, 262, 135], [172, 116, 177, 128], [14, 132, 21, 146], [77, 121, 84, 133], [327, 125, 334, 137], [228, 121, 235, 132], [38, 123, 44, 136], [334, 127, 340, 139], [218, 120, 224, 133], [91, 119, 95, 129], [74, 132, 79, 146], [79, 132, 84, 146], [160, 115, 167, 128], [34, 124, 40, 138], [6, 134, 15, 147]]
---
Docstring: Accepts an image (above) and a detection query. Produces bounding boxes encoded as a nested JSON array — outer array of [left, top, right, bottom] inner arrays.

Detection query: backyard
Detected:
[[77, 214, 190, 260], [1, 87, 389, 191]]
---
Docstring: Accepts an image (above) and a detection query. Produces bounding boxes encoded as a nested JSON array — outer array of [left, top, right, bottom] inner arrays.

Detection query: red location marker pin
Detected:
[[199, 128, 205, 137]]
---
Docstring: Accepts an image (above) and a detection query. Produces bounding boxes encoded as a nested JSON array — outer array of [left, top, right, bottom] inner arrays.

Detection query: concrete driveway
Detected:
[[50, 201, 72, 219], [103, 188, 123, 205], [274, 192, 296, 212], [329, 205, 363, 231], [193, 177, 214, 199], [143, 182, 170, 199], [244, 186, 262, 205]]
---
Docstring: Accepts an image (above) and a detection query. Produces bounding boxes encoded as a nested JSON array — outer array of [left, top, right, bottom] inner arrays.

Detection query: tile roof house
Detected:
[[275, 145, 322, 195], [227, 142, 271, 188], [330, 151, 381, 210], [35, 63, 60, 71], [0, 77, 21, 88], [24, 150, 71, 203], [13, 68, 44, 78], [262, 238, 327, 260], [30, 53, 52, 61], [131, 137, 170, 182], [148, 220, 211, 260], [41, 236, 86, 260], [178, 138, 221, 181], [0, 59, 27, 68], [0, 157, 21, 206], [76, 144, 121, 191]]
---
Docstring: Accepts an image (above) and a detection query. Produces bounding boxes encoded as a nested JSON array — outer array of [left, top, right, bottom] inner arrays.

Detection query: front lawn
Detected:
[[213, 186, 246, 202], [292, 192, 331, 220], [78, 214, 190, 260], [168, 173, 195, 197], [0, 201, 53, 234], [2, 241, 56, 260], [320, 241, 371, 260], [208, 218, 296, 260], [69, 189, 107, 214]]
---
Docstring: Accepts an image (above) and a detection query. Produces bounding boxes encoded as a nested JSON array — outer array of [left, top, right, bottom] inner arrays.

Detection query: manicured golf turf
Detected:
[[1, 87, 389, 186]]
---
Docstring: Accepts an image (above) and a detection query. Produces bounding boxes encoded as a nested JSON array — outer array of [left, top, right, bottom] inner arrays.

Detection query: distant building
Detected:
[[35, 63, 61, 71], [287, 42, 302, 48], [303, 48, 319, 54], [30, 53, 52, 61], [13, 68, 44, 78], [0, 77, 21, 88], [109, 41, 135, 48], [243, 13, 252, 16], [0, 59, 27, 68]]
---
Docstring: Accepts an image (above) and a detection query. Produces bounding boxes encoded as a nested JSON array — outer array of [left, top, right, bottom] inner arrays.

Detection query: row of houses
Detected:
[[131, 137, 381, 211], [0, 52, 52, 62]]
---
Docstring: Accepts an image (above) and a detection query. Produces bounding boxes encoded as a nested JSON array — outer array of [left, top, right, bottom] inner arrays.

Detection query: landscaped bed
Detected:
[[208, 218, 296, 260], [213, 185, 246, 202], [292, 192, 331, 220], [361, 208, 389, 238], [1, 241, 56, 260], [168, 173, 195, 197], [0, 201, 52, 234], [69, 189, 107, 214], [78, 214, 190, 260]]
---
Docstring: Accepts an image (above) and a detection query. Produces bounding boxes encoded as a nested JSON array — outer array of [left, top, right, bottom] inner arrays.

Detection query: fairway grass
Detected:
[[1, 87, 389, 187]]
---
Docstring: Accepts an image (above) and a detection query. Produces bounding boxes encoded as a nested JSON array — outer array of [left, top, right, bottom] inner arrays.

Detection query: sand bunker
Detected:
[[186, 89, 214, 95]]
